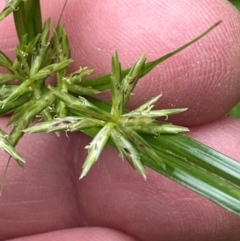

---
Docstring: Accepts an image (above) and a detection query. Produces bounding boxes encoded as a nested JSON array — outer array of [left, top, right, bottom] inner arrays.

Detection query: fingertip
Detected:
[[62, 0, 240, 126]]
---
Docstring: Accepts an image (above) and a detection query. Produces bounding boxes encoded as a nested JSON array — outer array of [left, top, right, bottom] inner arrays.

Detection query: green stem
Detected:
[[13, 0, 42, 43], [24, 0, 42, 41], [13, 1, 28, 41]]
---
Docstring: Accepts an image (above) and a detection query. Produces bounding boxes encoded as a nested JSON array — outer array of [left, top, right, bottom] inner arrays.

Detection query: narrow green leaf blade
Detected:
[[148, 134, 240, 186], [141, 21, 222, 77], [79, 21, 222, 92]]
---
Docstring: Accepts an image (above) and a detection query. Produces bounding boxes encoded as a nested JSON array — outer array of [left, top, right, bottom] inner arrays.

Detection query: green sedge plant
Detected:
[[1, 0, 240, 218]]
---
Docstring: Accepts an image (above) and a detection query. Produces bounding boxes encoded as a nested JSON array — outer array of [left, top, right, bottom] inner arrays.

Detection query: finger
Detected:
[[0, 0, 239, 127], [8, 227, 139, 241], [61, 0, 240, 126], [2, 117, 240, 241], [74, 117, 240, 241]]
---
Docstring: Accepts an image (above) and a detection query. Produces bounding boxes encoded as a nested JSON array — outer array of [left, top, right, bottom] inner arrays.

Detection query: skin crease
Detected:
[[0, 0, 239, 240]]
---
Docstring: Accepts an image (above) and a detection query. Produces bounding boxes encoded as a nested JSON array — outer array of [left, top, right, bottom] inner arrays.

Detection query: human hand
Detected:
[[1, 0, 240, 240]]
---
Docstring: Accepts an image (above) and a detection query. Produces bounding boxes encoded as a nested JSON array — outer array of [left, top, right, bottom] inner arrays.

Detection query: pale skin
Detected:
[[0, 0, 240, 240]]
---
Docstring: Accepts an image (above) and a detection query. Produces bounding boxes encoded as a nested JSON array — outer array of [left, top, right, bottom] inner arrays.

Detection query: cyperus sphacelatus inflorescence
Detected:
[[2, 0, 240, 220]]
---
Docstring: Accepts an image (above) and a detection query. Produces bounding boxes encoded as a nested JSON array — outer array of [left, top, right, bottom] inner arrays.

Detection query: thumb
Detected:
[[62, 0, 240, 126]]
